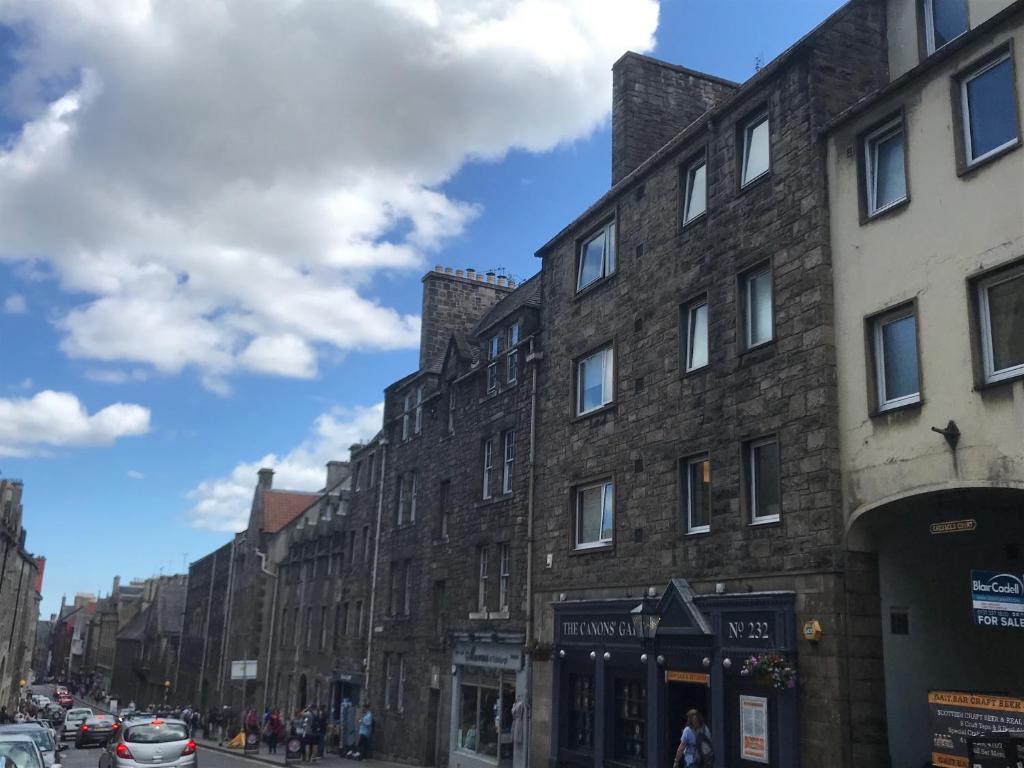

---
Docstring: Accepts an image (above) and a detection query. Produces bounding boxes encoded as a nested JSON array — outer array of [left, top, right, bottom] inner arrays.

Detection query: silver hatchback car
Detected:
[[98, 720, 196, 768]]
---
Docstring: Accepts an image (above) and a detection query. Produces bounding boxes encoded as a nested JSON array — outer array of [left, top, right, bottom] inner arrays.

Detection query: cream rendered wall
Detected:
[[886, 0, 1016, 79], [828, 20, 1024, 533]]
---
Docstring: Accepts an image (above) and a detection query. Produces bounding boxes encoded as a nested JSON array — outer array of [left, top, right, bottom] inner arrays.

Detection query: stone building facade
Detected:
[[528, 2, 891, 768], [0, 479, 41, 709]]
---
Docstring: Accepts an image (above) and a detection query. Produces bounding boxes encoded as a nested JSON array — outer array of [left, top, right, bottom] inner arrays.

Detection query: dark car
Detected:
[[74, 717, 119, 749]]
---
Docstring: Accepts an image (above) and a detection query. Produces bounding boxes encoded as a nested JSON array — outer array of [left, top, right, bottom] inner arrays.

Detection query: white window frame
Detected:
[[742, 265, 773, 349], [864, 118, 908, 216], [684, 299, 709, 372], [741, 111, 771, 186], [576, 220, 616, 292], [502, 430, 516, 494], [682, 158, 707, 224], [960, 51, 1019, 167], [499, 543, 511, 611], [482, 439, 494, 500], [978, 263, 1024, 383], [487, 335, 500, 393], [507, 322, 520, 384], [748, 437, 781, 525], [684, 456, 711, 534], [414, 385, 424, 434], [401, 393, 411, 441], [873, 307, 921, 411], [924, 0, 968, 54], [477, 546, 489, 611], [576, 346, 614, 416], [575, 480, 614, 550]]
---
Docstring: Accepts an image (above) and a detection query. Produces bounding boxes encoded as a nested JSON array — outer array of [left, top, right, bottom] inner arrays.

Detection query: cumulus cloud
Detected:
[[186, 402, 384, 532], [0, 389, 151, 457], [126, 469, 145, 480], [0, 0, 658, 387], [3, 294, 27, 314]]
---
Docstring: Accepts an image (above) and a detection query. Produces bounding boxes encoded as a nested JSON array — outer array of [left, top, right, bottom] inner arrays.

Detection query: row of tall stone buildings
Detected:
[[174, 2, 1024, 767], [0, 478, 44, 710]]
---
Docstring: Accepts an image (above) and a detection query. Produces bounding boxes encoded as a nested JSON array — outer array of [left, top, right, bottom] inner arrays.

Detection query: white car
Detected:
[[59, 710, 91, 742], [0, 725, 65, 768], [0, 733, 53, 768], [30, 698, 51, 710]]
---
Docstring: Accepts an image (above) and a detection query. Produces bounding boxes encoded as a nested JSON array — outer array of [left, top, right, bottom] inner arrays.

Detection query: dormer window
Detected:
[[924, 0, 968, 54], [576, 221, 616, 292]]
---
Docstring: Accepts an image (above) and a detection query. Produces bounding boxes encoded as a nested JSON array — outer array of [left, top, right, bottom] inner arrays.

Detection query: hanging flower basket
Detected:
[[740, 653, 797, 691]]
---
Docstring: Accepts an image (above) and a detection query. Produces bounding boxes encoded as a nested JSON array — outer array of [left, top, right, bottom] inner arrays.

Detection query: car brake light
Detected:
[[80, 725, 89, 731], [112, 723, 120, 729], [181, 740, 196, 756], [115, 744, 133, 759], [151, 719, 163, 726]]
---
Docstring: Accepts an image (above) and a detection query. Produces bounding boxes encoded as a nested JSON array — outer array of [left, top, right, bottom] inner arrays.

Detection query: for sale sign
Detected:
[[928, 691, 1024, 767], [971, 571, 1024, 629]]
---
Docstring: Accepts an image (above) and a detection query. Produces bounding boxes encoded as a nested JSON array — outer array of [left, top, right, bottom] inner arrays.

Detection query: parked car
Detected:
[[98, 719, 195, 768], [59, 710, 91, 742], [74, 717, 118, 749], [0, 733, 48, 768], [0, 723, 66, 768]]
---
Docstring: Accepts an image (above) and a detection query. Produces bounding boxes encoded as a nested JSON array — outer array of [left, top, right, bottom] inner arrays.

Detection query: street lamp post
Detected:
[[164, 680, 171, 706], [631, 592, 661, 768], [630, 593, 662, 655]]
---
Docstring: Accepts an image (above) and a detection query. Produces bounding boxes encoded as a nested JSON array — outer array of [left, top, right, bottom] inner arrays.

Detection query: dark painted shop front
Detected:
[[549, 581, 798, 768]]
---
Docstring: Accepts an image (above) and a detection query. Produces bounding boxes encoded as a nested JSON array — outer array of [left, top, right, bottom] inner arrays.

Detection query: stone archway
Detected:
[[846, 486, 1024, 767]]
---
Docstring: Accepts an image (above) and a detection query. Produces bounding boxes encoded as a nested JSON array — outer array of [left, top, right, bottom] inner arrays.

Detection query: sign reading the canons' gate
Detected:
[[556, 614, 637, 645]]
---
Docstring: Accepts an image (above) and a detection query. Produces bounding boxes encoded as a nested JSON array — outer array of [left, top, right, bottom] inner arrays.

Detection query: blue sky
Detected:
[[0, 0, 844, 616]]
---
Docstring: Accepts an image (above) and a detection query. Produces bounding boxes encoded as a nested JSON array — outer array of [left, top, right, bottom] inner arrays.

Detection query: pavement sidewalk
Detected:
[[194, 737, 405, 768]]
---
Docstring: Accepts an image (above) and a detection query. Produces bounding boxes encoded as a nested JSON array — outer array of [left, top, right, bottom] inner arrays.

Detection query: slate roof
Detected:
[[473, 273, 541, 336], [155, 582, 186, 635], [116, 607, 149, 642], [262, 489, 319, 533]]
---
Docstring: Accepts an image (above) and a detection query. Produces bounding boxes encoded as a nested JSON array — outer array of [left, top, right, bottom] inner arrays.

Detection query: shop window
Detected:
[[577, 220, 616, 292], [740, 110, 771, 186], [959, 51, 1020, 168], [575, 480, 614, 549], [567, 674, 595, 751], [739, 263, 773, 349], [683, 455, 711, 534], [682, 157, 707, 225], [975, 262, 1024, 384], [682, 298, 709, 372], [746, 437, 781, 524], [507, 322, 520, 384], [458, 683, 499, 757], [924, 0, 968, 54], [576, 346, 614, 416], [863, 117, 907, 217], [871, 306, 921, 410], [613, 679, 646, 762]]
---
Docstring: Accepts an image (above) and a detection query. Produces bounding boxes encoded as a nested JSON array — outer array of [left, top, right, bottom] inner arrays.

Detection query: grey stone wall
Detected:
[[611, 53, 737, 186], [419, 269, 513, 371]]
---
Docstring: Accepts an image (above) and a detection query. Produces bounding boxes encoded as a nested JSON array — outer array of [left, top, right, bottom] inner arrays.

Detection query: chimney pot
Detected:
[[477, 273, 483, 281], [434, 265, 443, 272], [509, 279, 516, 288], [257, 467, 274, 490], [467, 268, 476, 277], [445, 267, 453, 274], [456, 269, 464, 277]]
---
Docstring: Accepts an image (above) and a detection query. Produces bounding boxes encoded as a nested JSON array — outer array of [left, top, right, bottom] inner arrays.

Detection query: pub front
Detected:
[[549, 580, 798, 768]]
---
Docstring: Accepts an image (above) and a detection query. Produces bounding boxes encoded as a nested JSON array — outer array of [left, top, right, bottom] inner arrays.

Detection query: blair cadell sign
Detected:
[[971, 570, 1024, 629]]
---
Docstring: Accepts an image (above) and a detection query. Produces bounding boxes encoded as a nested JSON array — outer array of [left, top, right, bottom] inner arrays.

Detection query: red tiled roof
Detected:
[[262, 489, 318, 533]]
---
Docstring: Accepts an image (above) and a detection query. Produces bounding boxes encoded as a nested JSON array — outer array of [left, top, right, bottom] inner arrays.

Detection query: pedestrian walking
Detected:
[[355, 704, 373, 761], [265, 709, 281, 754], [0, 707, 10, 725], [674, 709, 714, 768], [313, 705, 326, 759]]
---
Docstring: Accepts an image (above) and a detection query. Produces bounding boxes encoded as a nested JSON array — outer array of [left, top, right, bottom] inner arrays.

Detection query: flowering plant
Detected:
[[740, 653, 797, 690]]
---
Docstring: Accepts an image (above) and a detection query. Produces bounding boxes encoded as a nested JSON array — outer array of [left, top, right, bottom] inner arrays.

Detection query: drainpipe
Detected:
[[364, 438, 389, 705], [524, 339, 543, 768], [257, 550, 279, 712]]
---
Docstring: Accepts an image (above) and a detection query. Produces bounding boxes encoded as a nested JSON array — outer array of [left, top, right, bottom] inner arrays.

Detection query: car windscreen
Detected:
[[18, 734, 50, 754], [0, 742, 43, 768], [124, 724, 189, 744]]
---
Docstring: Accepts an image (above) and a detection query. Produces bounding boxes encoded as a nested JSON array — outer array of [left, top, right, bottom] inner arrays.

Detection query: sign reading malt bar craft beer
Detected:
[[928, 691, 1024, 767], [971, 571, 1024, 629]]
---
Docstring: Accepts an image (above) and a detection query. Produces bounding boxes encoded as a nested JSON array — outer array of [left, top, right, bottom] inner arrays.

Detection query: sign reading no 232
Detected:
[[723, 612, 775, 647]]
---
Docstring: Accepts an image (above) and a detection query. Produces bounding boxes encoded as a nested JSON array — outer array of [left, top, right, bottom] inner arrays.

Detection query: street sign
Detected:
[[971, 570, 1024, 629], [930, 519, 976, 535], [230, 660, 259, 680]]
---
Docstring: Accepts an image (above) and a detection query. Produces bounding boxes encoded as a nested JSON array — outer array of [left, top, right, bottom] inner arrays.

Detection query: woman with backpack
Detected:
[[673, 709, 714, 768]]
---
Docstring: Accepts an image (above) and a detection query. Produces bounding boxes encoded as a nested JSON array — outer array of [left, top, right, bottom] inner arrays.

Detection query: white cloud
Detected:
[[0, 0, 658, 387], [126, 469, 145, 480], [0, 389, 151, 457], [3, 294, 27, 314], [186, 402, 384, 532]]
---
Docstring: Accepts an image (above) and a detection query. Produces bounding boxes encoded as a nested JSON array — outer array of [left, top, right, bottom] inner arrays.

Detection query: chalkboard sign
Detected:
[[967, 735, 1024, 768], [244, 731, 260, 755], [285, 736, 304, 763]]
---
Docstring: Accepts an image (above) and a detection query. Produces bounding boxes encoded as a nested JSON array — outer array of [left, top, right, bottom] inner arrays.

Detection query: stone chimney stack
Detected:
[[257, 467, 274, 490], [419, 266, 513, 371], [325, 461, 350, 489], [611, 52, 738, 185]]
